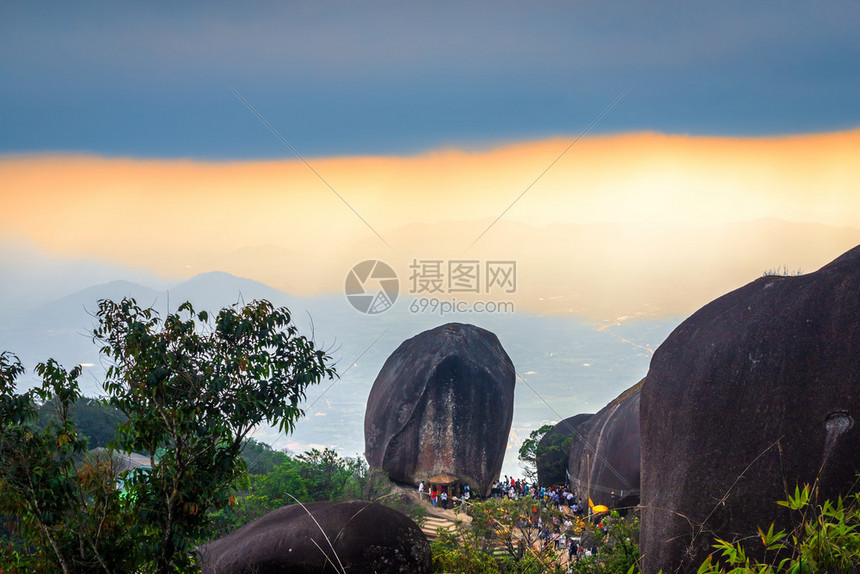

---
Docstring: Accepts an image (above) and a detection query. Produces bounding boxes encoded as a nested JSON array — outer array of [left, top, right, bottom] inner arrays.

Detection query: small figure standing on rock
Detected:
[[430, 487, 437, 507], [418, 481, 425, 499], [440, 490, 448, 510]]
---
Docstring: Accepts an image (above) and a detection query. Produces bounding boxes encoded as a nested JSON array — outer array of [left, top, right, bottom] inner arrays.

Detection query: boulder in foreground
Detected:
[[640, 245, 860, 573], [199, 500, 431, 574]]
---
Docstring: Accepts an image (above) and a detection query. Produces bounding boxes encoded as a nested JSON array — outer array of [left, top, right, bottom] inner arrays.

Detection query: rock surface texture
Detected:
[[199, 501, 431, 574], [536, 413, 593, 487], [364, 323, 516, 497], [640, 245, 860, 573], [567, 383, 641, 508]]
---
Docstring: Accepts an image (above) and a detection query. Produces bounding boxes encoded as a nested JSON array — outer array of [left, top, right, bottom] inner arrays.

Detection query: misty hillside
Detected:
[[0, 270, 681, 476]]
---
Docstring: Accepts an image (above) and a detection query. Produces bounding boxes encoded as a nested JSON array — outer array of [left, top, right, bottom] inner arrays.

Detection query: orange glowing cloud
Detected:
[[1, 130, 858, 315]]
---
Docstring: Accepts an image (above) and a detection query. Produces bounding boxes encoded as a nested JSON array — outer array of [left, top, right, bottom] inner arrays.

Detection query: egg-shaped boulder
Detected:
[[364, 323, 516, 497]]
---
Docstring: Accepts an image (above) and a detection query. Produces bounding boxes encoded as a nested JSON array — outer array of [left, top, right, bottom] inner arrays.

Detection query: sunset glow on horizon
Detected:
[[3, 129, 858, 318], [3, 129, 859, 246]]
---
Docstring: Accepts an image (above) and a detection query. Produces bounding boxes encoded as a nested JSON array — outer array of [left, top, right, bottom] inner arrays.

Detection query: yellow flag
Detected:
[[588, 498, 594, 508]]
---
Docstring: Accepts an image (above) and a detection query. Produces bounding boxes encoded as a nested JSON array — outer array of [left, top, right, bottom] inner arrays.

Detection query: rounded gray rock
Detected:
[[199, 500, 431, 574], [640, 245, 860, 573], [364, 323, 516, 496], [567, 383, 641, 509]]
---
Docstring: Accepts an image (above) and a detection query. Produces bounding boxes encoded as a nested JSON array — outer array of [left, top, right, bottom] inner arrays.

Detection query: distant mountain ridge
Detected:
[[0, 271, 305, 391], [5, 218, 859, 321], [23, 273, 293, 329]]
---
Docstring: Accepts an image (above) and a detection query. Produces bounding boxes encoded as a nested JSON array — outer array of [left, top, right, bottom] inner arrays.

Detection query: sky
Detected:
[[2, 1, 859, 158], [2, 1, 859, 471]]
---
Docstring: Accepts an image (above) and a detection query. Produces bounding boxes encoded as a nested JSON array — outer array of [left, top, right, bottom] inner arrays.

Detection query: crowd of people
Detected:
[[418, 474, 608, 562], [489, 475, 588, 517], [418, 480, 470, 510], [418, 475, 592, 515], [490, 475, 601, 561]]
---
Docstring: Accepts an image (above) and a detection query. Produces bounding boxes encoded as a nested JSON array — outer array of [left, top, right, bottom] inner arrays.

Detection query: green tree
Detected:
[[206, 457, 311, 539], [0, 297, 335, 574], [239, 438, 289, 475], [36, 396, 127, 449], [519, 424, 554, 483], [536, 435, 574, 488], [432, 524, 500, 574], [0, 354, 135, 574], [92, 297, 335, 573], [294, 447, 355, 501], [339, 455, 395, 503]]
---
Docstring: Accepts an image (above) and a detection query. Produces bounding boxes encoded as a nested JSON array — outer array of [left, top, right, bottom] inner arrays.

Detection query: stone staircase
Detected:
[[397, 487, 468, 540], [422, 510, 458, 540]]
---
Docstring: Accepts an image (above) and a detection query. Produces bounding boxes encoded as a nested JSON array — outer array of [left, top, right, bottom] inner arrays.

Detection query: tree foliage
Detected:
[[696, 483, 860, 574], [432, 497, 575, 574], [239, 438, 289, 475], [92, 297, 335, 573], [568, 511, 639, 574], [36, 397, 126, 449], [536, 434, 574, 487], [206, 448, 425, 542], [432, 524, 500, 574], [430, 497, 640, 574], [0, 297, 335, 574], [518, 424, 554, 483], [0, 353, 135, 573]]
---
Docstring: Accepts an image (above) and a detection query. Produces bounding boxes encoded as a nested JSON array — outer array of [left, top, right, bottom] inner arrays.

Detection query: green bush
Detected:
[[569, 512, 639, 574], [431, 497, 577, 573], [696, 483, 860, 574], [206, 449, 427, 541]]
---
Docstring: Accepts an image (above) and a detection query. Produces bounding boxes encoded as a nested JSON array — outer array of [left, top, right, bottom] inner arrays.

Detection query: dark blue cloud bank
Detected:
[[1, 1, 858, 159]]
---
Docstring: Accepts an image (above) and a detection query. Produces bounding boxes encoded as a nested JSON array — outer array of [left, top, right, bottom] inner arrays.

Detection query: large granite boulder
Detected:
[[640, 245, 860, 573], [567, 382, 641, 508], [199, 500, 431, 574], [536, 413, 593, 487], [364, 323, 516, 497]]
